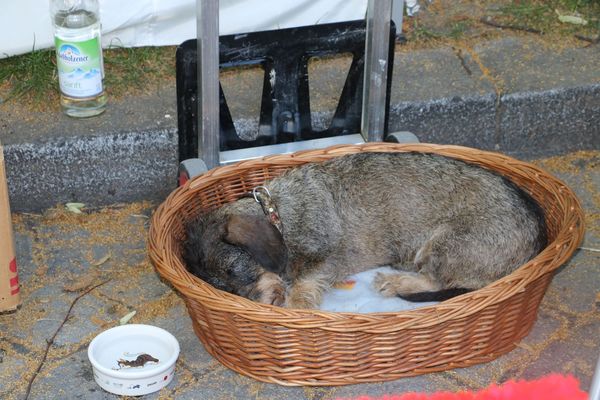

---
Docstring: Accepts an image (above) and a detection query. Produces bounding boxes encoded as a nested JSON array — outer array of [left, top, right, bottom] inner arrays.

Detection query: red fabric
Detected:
[[342, 374, 587, 400]]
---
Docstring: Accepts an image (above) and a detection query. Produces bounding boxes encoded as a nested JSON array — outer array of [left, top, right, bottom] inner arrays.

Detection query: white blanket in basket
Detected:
[[320, 267, 438, 313]]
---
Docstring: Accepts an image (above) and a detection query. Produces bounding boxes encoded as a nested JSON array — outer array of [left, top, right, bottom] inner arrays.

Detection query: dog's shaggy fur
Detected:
[[183, 152, 547, 309]]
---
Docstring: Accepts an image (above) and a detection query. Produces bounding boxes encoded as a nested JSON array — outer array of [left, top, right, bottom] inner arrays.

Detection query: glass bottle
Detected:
[[50, 0, 107, 117]]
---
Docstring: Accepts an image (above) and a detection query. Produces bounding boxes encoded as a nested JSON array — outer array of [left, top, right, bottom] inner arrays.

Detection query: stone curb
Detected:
[[4, 83, 599, 212]]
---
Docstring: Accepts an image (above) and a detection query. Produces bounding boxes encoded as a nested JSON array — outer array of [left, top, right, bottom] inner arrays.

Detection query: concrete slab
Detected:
[[471, 37, 600, 95], [0, 150, 598, 399]]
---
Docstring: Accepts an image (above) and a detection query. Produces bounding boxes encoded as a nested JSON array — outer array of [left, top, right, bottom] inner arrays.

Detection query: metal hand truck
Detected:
[[177, 0, 418, 183]]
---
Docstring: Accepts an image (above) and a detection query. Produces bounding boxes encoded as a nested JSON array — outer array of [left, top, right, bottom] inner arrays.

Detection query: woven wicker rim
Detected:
[[149, 143, 584, 332]]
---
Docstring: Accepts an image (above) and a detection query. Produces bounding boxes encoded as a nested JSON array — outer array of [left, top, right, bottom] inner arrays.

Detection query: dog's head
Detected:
[[183, 211, 289, 305]]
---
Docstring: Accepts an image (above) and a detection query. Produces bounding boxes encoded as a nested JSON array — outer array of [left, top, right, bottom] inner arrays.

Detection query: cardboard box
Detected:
[[0, 143, 21, 312]]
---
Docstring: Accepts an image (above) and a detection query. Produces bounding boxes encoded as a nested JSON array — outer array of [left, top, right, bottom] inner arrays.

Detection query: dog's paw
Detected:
[[285, 289, 321, 309], [259, 286, 286, 306], [286, 296, 316, 309], [373, 272, 405, 297], [373, 271, 442, 298], [255, 272, 286, 306], [285, 279, 326, 309]]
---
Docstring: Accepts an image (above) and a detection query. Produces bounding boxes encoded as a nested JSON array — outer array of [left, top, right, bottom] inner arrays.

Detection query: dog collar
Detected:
[[252, 186, 284, 234]]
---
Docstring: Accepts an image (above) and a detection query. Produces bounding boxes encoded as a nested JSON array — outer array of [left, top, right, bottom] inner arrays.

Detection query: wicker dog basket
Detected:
[[148, 143, 584, 386]]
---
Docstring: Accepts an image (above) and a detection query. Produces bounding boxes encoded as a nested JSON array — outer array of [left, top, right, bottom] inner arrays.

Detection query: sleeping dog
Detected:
[[183, 152, 547, 309]]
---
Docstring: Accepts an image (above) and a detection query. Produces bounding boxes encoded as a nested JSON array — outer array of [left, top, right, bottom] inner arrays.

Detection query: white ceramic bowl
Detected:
[[87, 324, 180, 396]]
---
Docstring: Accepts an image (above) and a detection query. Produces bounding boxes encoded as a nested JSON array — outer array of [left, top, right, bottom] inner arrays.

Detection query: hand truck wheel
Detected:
[[178, 158, 208, 186], [384, 131, 420, 143]]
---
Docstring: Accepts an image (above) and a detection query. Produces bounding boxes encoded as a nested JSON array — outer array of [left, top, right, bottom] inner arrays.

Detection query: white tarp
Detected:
[[0, 0, 369, 58]]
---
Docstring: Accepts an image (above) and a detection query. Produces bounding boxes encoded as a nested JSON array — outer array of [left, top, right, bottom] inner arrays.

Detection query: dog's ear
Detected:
[[223, 214, 288, 275]]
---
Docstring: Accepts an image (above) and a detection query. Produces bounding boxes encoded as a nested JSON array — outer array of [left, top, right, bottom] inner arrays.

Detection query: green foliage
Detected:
[[410, 19, 443, 40], [0, 45, 175, 105], [561, 0, 600, 11], [498, 0, 600, 35], [103, 45, 175, 96], [0, 49, 57, 102], [449, 21, 472, 39]]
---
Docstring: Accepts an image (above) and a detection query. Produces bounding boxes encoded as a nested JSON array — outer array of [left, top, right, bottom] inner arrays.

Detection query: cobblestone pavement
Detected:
[[1, 151, 598, 400]]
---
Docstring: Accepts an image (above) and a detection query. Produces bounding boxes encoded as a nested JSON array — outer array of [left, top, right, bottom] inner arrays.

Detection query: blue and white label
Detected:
[[55, 37, 103, 98]]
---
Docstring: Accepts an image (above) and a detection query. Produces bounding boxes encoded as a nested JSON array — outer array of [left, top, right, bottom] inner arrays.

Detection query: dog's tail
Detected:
[[400, 288, 471, 302]]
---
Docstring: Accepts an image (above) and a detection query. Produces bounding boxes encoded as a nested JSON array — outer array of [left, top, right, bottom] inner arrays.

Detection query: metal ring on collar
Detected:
[[252, 186, 271, 203]]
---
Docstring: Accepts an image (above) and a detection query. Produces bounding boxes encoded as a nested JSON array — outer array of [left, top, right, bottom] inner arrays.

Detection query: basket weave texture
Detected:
[[148, 143, 584, 386]]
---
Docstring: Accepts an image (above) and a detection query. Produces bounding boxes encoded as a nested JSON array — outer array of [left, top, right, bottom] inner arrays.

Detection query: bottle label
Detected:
[[55, 36, 103, 98]]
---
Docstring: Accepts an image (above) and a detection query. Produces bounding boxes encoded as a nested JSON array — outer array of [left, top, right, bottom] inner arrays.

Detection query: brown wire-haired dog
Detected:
[[183, 152, 547, 309]]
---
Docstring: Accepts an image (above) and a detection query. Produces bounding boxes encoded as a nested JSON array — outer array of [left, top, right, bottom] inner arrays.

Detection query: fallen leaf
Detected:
[[91, 254, 111, 266], [90, 315, 110, 327], [64, 273, 98, 292], [119, 310, 137, 325], [515, 342, 535, 353], [555, 10, 588, 25], [65, 202, 85, 214], [558, 15, 588, 25]]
